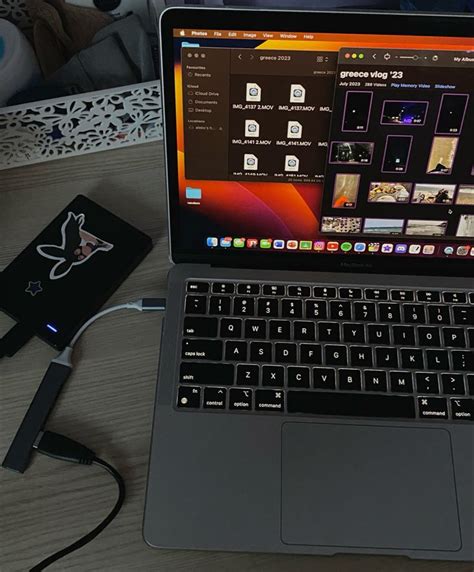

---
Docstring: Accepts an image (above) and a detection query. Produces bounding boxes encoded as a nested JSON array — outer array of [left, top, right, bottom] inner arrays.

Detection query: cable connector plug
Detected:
[[33, 431, 95, 465], [133, 298, 167, 311]]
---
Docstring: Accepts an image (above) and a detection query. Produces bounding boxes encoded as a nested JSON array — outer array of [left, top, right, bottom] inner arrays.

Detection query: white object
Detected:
[[244, 153, 258, 170], [0, 19, 40, 107], [245, 119, 260, 137], [290, 84, 305, 103], [284, 155, 299, 172], [246, 83, 261, 102], [287, 120, 302, 139]]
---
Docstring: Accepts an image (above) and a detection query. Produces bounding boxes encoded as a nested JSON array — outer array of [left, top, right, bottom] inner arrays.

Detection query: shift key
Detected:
[[182, 339, 223, 360], [180, 362, 234, 385]]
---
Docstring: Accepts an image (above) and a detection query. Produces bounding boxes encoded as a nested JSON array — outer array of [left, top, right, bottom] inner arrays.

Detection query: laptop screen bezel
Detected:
[[160, 7, 474, 276]]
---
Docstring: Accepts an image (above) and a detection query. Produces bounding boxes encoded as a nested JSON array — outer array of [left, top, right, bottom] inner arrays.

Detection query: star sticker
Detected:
[[25, 281, 43, 296]]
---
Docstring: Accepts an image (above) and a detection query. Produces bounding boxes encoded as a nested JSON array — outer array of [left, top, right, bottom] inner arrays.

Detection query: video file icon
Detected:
[[246, 82, 261, 102], [245, 119, 260, 137], [244, 153, 258, 170], [290, 84, 306, 103], [287, 121, 302, 139], [284, 155, 299, 172]]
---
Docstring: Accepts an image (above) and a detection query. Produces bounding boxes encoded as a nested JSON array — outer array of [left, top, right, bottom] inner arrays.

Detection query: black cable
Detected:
[[30, 432, 126, 571]]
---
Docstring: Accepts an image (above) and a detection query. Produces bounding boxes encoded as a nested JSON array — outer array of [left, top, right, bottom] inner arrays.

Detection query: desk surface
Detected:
[[0, 143, 471, 572]]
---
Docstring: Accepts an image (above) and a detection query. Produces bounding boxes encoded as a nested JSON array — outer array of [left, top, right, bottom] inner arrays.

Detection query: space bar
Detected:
[[288, 391, 415, 419]]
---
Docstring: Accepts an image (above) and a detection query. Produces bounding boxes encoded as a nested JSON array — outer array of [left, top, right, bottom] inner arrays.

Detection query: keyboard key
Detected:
[[470, 293, 474, 304], [262, 365, 284, 387], [325, 345, 348, 366], [288, 285, 311, 297], [364, 370, 387, 392], [177, 386, 201, 408], [418, 397, 447, 419], [269, 320, 291, 340], [354, 302, 376, 321], [330, 301, 352, 320], [209, 296, 231, 315], [212, 282, 234, 294], [428, 305, 451, 325], [401, 348, 424, 369], [294, 321, 316, 341], [379, 303, 401, 323], [393, 325, 416, 346], [180, 362, 234, 385], [220, 318, 242, 338], [282, 299, 303, 318], [469, 329, 474, 348], [365, 288, 388, 301], [339, 369, 362, 391], [314, 286, 337, 298], [417, 290, 440, 303], [236, 364, 259, 386], [368, 324, 390, 345], [237, 283, 260, 295], [187, 281, 209, 293], [453, 306, 474, 326], [229, 388, 252, 410], [255, 389, 284, 412], [350, 346, 373, 367], [245, 319, 267, 339], [416, 372, 439, 394], [288, 367, 310, 388], [441, 374, 465, 395], [417, 327, 440, 347], [391, 290, 414, 302], [306, 300, 327, 319], [390, 371, 413, 393], [263, 284, 285, 296], [313, 368, 336, 390], [403, 304, 426, 324], [339, 287, 362, 299], [375, 347, 398, 368], [258, 298, 279, 317], [185, 295, 207, 314], [443, 291, 466, 304], [426, 349, 449, 370], [275, 343, 297, 364], [184, 317, 218, 338], [250, 342, 272, 363], [452, 350, 474, 371], [233, 297, 255, 316], [443, 328, 466, 348], [451, 398, 473, 421], [318, 322, 340, 342], [343, 323, 365, 343], [300, 344, 322, 365], [203, 387, 226, 409], [288, 391, 415, 418], [468, 375, 474, 395], [225, 341, 247, 361], [182, 339, 223, 361]]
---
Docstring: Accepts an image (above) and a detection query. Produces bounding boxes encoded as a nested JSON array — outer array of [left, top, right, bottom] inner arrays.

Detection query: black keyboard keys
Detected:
[[339, 287, 362, 299], [180, 362, 234, 385], [401, 348, 424, 369], [185, 295, 207, 314], [229, 388, 252, 410], [314, 286, 336, 298], [263, 284, 285, 296], [416, 373, 439, 394], [350, 346, 373, 367], [451, 398, 473, 421], [288, 367, 311, 388], [209, 296, 231, 315], [300, 344, 322, 365], [182, 339, 222, 361], [368, 324, 390, 345], [233, 297, 255, 316], [354, 302, 376, 321], [452, 351, 474, 371], [417, 290, 440, 303], [417, 327, 440, 347], [418, 397, 448, 419], [225, 341, 247, 361], [262, 365, 284, 387], [184, 317, 218, 337], [237, 283, 260, 295], [287, 391, 415, 418], [390, 371, 413, 393], [255, 389, 284, 412], [441, 374, 465, 395], [275, 343, 297, 364], [250, 342, 272, 362], [330, 301, 352, 320], [393, 326, 416, 346], [203, 387, 226, 409], [245, 319, 267, 339], [294, 321, 316, 341], [258, 298, 279, 317], [379, 303, 401, 323], [269, 320, 291, 340], [426, 349, 449, 370], [325, 345, 348, 366], [375, 347, 398, 368], [339, 369, 362, 391], [391, 290, 414, 302], [453, 306, 473, 326], [236, 364, 259, 386], [443, 291, 466, 304], [177, 386, 201, 408], [365, 288, 388, 301], [288, 285, 311, 297], [220, 318, 242, 338], [306, 300, 327, 319], [443, 328, 466, 348], [187, 282, 209, 293], [318, 322, 340, 342], [313, 368, 336, 390], [343, 323, 365, 343], [428, 305, 451, 325], [212, 282, 234, 294], [403, 304, 426, 324], [364, 370, 387, 392], [282, 299, 303, 318]]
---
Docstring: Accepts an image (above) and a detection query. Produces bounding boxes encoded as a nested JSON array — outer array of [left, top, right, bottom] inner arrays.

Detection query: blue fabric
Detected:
[[0, 37, 5, 62]]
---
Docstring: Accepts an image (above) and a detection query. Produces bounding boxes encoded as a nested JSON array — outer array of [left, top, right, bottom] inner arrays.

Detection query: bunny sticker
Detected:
[[37, 212, 114, 280]]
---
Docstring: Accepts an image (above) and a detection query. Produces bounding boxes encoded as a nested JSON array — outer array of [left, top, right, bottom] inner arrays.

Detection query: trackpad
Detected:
[[281, 423, 460, 550]]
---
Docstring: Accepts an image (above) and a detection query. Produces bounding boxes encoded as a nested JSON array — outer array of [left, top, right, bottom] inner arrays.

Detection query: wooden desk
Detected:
[[1, 144, 471, 571]]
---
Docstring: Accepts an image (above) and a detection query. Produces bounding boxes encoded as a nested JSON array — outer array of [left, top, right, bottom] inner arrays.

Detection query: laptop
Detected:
[[144, 7, 473, 561]]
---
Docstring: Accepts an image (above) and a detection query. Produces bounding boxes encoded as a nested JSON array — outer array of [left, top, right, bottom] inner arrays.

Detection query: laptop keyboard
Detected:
[[177, 281, 474, 422]]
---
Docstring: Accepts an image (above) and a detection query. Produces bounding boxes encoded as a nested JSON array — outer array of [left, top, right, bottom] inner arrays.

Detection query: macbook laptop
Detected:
[[144, 7, 473, 561]]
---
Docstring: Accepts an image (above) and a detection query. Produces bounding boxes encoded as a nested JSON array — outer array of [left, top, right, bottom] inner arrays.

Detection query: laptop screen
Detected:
[[172, 27, 473, 260]]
